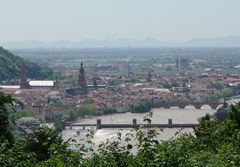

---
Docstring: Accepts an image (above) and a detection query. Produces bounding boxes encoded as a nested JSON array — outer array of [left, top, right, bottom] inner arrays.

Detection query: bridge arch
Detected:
[[169, 106, 180, 109], [210, 104, 223, 110], [200, 104, 212, 109], [152, 101, 224, 110], [184, 104, 196, 109], [192, 103, 202, 109]]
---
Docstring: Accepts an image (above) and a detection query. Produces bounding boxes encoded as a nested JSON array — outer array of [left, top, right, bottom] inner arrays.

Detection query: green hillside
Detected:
[[0, 47, 53, 80]]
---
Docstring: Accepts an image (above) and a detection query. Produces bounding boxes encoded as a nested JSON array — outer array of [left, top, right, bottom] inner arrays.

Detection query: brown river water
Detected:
[[62, 106, 216, 147]]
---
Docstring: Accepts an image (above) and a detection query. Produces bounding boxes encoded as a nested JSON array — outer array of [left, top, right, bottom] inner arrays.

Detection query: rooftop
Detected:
[[29, 80, 55, 87]]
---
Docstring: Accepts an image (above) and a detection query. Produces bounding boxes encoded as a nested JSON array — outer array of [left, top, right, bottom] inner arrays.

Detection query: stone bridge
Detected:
[[152, 102, 225, 110], [64, 119, 198, 129]]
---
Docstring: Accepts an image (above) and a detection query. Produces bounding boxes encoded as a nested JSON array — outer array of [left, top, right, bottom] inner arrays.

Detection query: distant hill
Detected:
[[0, 47, 53, 80], [2, 36, 240, 48], [185, 36, 240, 47]]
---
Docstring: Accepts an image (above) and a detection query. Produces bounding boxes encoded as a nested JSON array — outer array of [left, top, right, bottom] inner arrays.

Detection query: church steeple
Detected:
[[20, 63, 30, 89], [78, 62, 87, 94], [80, 62, 84, 74], [147, 71, 152, 82]]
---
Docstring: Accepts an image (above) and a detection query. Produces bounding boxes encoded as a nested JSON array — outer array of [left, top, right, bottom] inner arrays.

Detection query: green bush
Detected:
[[78, 103, 98, 116], [132, 100, 151, 113], [104, 108, 117, 115], [13, 109, 34, 120]]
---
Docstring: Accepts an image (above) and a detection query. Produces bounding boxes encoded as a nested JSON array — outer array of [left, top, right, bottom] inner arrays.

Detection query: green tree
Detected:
[[229, 103, 240, 127], [13, 109, 34, 120], [211, 82, 224, 91], [132, 100, 151, 113], [54, 114, 63, 132], [25, 127, 62, 162], [78, 103, 98, 116], [104, 108, 117, 115], [0, 92, 14, 146], [68, 109, 78, 121]]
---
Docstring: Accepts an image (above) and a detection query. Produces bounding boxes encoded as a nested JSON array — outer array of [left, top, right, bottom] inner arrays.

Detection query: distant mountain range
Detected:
[[2, 36, 240, 49]]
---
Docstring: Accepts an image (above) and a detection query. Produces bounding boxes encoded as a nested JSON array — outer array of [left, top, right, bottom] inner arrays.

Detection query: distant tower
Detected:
[[20, 63, 30, 89], [147, 71, 152, 82], [127, 64, 131, 77], [176, 49, 189, 70], [93, 79, 98, 90], [78, 62, 87, 93], [176, 49, 181, 70]]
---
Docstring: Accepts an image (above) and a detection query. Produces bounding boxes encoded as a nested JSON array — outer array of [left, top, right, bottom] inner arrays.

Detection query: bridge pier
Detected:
[[165, 105, 170, 109], [179, 105, 186, 109], [168, 119, 173, 128], [194, 104, 202, 109], [65, 119, 198, 129], [132, 119, 137, 128], [209, 103, 221, 110], [96, 119, 101, 129]]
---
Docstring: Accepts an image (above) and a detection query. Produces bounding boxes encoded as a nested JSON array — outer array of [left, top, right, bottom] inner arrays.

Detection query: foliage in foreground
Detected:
[[2, 92, 240, 166], [0, 92, 14, 146]]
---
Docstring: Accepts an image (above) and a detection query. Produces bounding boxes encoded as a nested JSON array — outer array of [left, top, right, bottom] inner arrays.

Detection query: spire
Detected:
[[78, 62, 87, 94], [80, 62, 84, 74], [147, 71, 152, 82], [20, 63, 30, 89], [93, 79, 98, 90]]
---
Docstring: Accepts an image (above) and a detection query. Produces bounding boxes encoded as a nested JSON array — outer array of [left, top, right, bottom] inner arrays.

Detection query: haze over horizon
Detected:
[[0, 0, 240, 46]]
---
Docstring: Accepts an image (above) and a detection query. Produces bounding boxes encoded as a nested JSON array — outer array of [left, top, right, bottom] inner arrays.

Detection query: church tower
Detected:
[[147, 71, 152, 82], [20, 63, 30, 89], [78, 62, 87, 93], [93, 78, 98, 90]]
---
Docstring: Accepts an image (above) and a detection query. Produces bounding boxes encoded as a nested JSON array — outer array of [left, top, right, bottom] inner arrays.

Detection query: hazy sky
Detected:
[[0, 0, 240, 42]]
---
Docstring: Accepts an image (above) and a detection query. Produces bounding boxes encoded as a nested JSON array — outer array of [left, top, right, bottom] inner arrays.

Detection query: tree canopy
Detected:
[[0, 92, 14, 146], [2, 92, 240, 166], [132, 100, 151, 113]]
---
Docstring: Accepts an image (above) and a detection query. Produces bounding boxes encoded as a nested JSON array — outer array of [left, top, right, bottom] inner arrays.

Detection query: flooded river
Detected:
[[62, 106, 216, 146]]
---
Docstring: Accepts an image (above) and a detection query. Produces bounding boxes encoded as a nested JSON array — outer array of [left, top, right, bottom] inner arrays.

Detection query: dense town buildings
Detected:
[[2, 48, 240, 124], [1, 60, 240, 119]]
